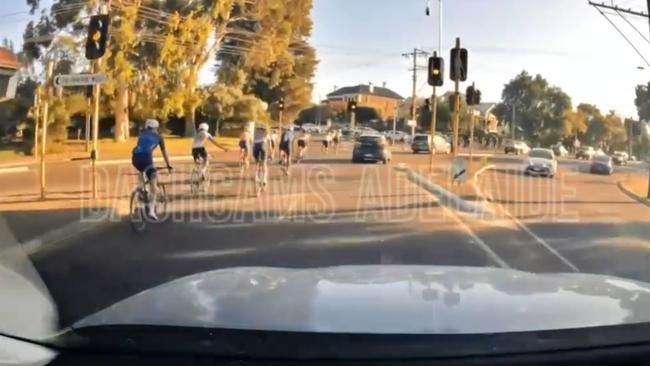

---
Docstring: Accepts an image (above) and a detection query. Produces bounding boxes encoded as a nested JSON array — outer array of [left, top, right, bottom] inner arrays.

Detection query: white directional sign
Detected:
[[53, 73, 107, 87], [452, 156, 467, 183]]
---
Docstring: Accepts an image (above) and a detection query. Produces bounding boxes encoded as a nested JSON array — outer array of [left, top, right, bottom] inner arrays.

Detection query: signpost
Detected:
[[452, 156, 467, 184], [53, 73, 107, 87]]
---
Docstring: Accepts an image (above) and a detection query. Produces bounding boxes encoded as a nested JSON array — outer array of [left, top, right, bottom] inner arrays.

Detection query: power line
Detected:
[[616, 8, 650, 44], [593, 4, 650, 67]]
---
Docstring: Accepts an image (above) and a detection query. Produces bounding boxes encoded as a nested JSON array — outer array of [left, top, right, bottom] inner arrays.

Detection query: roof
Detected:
[[0, 47, 18, 70], [327, 84, 404, 100], [475, 103, 496, 114]]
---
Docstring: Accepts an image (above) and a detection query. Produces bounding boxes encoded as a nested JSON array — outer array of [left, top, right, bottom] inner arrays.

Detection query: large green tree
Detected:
[[635, 81, 650, 121]]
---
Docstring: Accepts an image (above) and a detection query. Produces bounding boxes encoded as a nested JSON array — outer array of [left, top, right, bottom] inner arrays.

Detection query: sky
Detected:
[[2, 0, 650, 118]]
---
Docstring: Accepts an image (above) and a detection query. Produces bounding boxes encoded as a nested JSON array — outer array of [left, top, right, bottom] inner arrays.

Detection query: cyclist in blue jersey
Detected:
[[131, 119, 172, 220]]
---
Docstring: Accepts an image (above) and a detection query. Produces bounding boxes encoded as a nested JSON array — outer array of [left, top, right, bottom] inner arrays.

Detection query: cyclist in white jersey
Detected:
[[192, 123, 229, 179]]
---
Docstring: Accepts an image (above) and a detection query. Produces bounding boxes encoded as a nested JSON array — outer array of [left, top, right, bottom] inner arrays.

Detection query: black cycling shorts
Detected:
[[239, 140, 249, 150], [253, 142, 266, 162], [280, 143, 290, 155], [298, 140, 306, 148], [192, 147, 207, 162], [322, 140, 329, 148]]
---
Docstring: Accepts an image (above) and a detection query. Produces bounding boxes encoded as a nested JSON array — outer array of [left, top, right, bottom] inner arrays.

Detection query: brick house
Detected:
[[326, 83, 404, 120]]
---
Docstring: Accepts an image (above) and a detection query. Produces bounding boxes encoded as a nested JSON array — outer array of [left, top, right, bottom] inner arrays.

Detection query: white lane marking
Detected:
[[473, 165, 580, 273], [96, 156, 193, 166], [0, 166, 29, 174], [441, 205, 511, 269], [401, 170, 511, 269]]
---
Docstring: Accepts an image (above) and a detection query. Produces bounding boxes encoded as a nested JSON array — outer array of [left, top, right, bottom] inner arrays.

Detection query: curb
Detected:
[[617, 180, 650, 208], [397, 165, 494, 218], [0, 166, 29, 174], [22, 208, 120, 256], [472, 164, 497, 202]]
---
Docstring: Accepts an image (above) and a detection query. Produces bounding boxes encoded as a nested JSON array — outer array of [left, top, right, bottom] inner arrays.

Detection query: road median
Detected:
[[617, 179, 650, 208]]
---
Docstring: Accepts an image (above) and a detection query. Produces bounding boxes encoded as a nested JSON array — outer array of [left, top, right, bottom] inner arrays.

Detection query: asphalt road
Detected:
[[5, 140, 650, 328]]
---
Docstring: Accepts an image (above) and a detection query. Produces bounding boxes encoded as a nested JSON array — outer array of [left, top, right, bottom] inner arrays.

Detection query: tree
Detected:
[[635, 81, 650, 121], [296, 104, 334, 125], [497, 71, 573, 144], [217, 0, 317, 125]]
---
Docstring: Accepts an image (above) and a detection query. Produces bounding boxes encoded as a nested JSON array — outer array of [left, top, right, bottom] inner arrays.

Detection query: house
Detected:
[[0, 47, 19, 100], [472, 102, 500, 134], [326, 83, 404, 120]]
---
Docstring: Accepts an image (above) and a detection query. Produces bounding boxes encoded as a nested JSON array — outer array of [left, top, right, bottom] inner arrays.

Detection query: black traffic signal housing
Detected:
[[465, 84, 482, 106], [449, 47, 468, 82], [427, 56, 444, 87], [633, 121, 642, 136], [85, 15, 110, 60], [347, 99, 357, 112], [278, 98, 285, 111]]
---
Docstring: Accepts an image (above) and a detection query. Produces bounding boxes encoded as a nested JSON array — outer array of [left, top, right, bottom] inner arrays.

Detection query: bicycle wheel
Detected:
[[156, 183, 168, 217], [129, 188, 147, 233], [190, 167, 201, 196]]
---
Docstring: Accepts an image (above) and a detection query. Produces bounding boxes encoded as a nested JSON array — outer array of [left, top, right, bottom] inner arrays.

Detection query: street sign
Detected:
[[452, 156, 467, 183], [53, 73, 107, 87]]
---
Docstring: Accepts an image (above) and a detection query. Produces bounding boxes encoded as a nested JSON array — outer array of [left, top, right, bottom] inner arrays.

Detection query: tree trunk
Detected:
[[184, 65, 199, 137], [184, 108, 196, 137], [114, 86, 129, 142]]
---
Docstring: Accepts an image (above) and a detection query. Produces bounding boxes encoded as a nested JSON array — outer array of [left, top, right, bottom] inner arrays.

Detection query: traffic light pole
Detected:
[[85, 94, 91, 152], [469, 106, 475, 162], [33, 85, 40, 161], [452, 39, 461, 157], [429, 87, 437, 173], [91, 60, 101, 199]]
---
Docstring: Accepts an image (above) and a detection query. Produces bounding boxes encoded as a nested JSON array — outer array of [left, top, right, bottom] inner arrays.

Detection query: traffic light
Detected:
[[278, 97, 285, 111], [423, 98, 431, 112], [85, 15, 110, 60], [427, 56, 444, 87], [633, 121, 642, 136], [465, 84, 482, 106], [449, 47, 468, 82], [347, 99, 357, 112]]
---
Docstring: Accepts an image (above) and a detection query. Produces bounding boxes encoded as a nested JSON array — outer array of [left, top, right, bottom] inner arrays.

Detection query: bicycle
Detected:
[[130, 167, 169, 233], [190, 157, 210, 196], [280, 151, 290, 177]]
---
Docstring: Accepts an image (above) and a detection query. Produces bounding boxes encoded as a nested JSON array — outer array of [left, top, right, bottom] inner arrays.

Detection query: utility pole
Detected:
[[85, 86, 91, 152], [511, 106, 516, 140], [91, 59, 101, 199], [40, 61, 54, 200], [452, 39, 462, 157], [402, 48, 429, 137], [32, 85, 41, 161]]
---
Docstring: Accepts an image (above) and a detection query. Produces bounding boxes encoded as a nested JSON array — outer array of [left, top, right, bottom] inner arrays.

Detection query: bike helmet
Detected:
[[198, 123, 209, 132], [145, 118, 159, 129]]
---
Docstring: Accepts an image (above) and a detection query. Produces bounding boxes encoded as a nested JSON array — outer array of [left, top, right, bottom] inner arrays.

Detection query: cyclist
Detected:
[[322, 130, 332, 154], [296, 128, 309, 163], [192, 122, 228, 180], [279, 126, 294, 174], [252, 123, 272, 189], [238, 127, 251, 171], [332, 128, 341, 152], [269, 128, 278, 161], [131, 118, 172, 221]]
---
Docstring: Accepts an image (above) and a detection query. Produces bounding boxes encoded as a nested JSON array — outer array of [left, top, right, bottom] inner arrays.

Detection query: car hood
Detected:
[[527, 157, 554, 166], [73, 266, 650, 335]]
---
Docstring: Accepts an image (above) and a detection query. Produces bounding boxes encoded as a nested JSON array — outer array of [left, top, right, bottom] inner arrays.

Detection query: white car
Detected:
[[524, 148, 557, 178], [301, 123, 322, 133], [551, 144, 569, 157], [384, 130, 410, 143], [411, 133, 451, 154], [505, 139, 531, 155]]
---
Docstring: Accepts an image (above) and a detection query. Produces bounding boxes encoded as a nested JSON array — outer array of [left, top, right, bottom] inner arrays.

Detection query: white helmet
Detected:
[[145, 118, 159, 129], [198, 123, 209, 132]]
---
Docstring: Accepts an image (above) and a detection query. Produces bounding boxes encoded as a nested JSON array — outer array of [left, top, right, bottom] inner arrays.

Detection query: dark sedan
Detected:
[[590, 155, 614, 175], [352, 135, 391, 164]]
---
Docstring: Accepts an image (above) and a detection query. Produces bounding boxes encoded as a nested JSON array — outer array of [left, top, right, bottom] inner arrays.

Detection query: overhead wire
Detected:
[[595, 6, 650, 67]]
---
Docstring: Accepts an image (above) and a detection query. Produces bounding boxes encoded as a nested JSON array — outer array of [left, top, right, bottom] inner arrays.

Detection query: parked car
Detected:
[[384, 130, 410, 143], [551, 143, 569, 157], [504, 139, 531, 155], [524, 148, 557, 178], [411, 133, 451, 154], [301, 123, 322, 133], [352, 134, 391, 164], [590, 154, 614, 175], [576, 146, 595, 160], [612, 151, 628, 166]]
